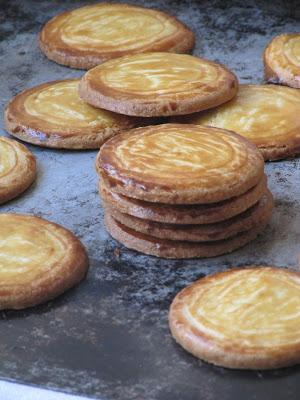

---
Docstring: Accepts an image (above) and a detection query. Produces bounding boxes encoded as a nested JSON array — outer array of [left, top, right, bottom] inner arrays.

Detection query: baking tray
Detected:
[[0, 0, 299, 398]]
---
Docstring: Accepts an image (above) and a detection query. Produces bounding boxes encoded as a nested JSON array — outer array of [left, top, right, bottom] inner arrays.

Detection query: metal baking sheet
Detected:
[[0, 0, 299, 399]]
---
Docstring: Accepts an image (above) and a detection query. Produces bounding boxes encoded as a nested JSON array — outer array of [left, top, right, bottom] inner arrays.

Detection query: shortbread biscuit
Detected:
[[174, 85, 300, 160], [0, 214, 89, 310], [79, 53, 238, 116], [169, 267, 300, 369], [105, 212, 268, 259], [0, 137, 36, 204], [264, 33, 300, 88], [99, 175, 267, 224], [97, 124, 264, 204], [39, 3, 195, 70], [106, 190, 273, 242], [5, 79, 139, 150]]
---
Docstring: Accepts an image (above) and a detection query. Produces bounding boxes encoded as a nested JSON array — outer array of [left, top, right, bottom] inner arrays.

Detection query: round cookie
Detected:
[[79, 53, 238, 116], [264, 33, 300, 89], [97, 124, 264, 204], [169, 267, 300, 369], [5, 79, 139, 150], [39, 3, 195, 69], [105, 212, 268, 259], [99, 175, 267, 224], [174, 85, 300, 160], [0, 137, 36, 204], [0, 214, 89, 310], [105, 190, 273, 242]]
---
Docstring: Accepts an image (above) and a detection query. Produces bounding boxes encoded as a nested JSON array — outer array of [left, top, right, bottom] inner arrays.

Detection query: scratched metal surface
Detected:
[[0, 0, 299, 399]]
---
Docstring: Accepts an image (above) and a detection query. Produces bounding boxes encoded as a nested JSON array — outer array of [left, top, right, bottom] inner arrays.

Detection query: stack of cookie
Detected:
[[97, 124, 273, 259]]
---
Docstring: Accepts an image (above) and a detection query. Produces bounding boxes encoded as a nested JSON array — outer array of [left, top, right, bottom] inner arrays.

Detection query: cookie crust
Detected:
[[99, 175, 267, 224], [39, 3, 195, 70], [264, 33, 300, 89], [97, 124, 264, 204], [5, 79, 139, 150], [169, 267, 300, 369], [0, 214, 89, 310], [0, 137, 36, 204], [79, 53, 238, 117], [105, 212, 268, 259], [173, 84, 300, 161], [106, 190, 273, 242]]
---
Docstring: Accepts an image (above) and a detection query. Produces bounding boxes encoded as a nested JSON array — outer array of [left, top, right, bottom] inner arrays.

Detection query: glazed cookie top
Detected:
[[79, 53, 238, 116], [264, 33, 300, 88], [97, 124, 264, 204], [0, 214, 68, 285], [6, 79, 136, 135], [0, 214, 88, 309], [39, 3, 195, 69], [175, 85, 300, 156], [170, 267, 300, 350], [0, 137, 36, 204]]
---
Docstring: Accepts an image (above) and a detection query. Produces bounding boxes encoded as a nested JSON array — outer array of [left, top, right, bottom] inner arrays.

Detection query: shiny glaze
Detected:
[[183, 84, 300, 145], [184, 268, 300, 347], [42, 4, 178, 52], [99, 124, 263, 191], [265, 33, 300, 78], [0, 215, 66, 285], [23, 80, 122, 129], [87, 53, 233, 96]]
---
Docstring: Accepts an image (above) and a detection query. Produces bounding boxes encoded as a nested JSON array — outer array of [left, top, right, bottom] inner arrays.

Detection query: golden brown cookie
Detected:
[[0, 137, 36, 204], [99, 175, 267, 224], [105, 212, 268, 259], [97, 124, 264, 204], [264, 33, 300, 88], [169, 267, 300, 369], [105, 190, 273, 242], [79, 53, 238, 116], [174, 85, 300, 161], [39, 3, 195, 70], [5, 79, 139, 150], [0, 214, 89, 310]]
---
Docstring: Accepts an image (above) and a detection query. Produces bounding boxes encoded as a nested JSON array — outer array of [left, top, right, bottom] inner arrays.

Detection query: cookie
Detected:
[[105, 212, 268, 259], [79, 53, 238, 116], [97, 124, 264, 204], [39, 3, 195, 70], [169, 267, 300, 369], [264, 33, 300, 89], [0, 214, 89, 310], [105, 190, 273, 242], [0, 137, 36, 204], [5, 79, 139, 150], [174, 85, 300, 160], [99, 175, 267, 224]]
